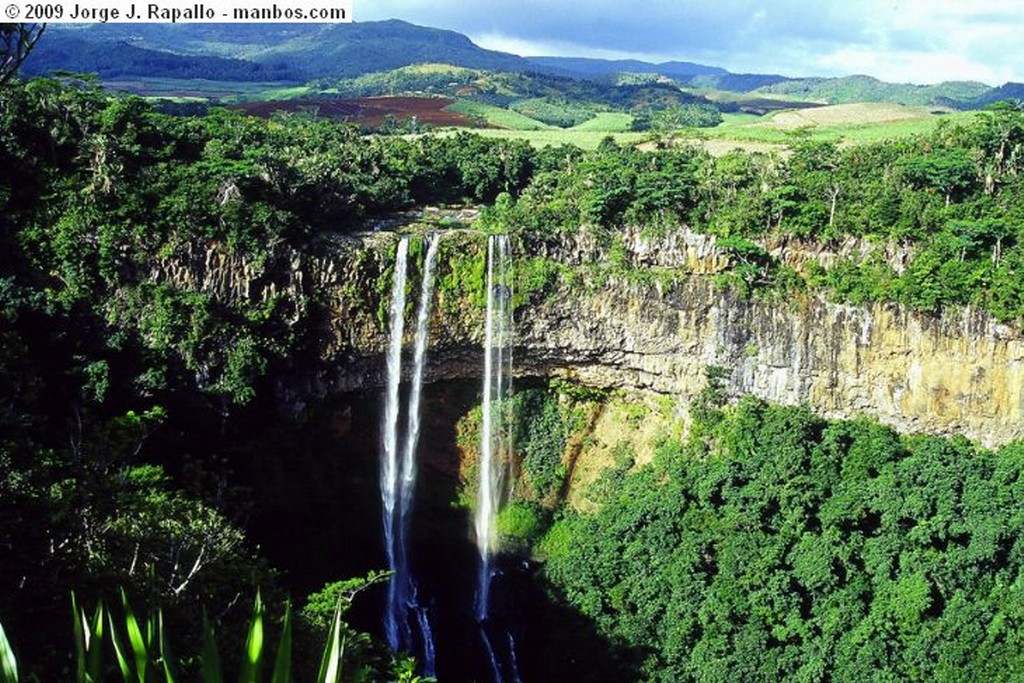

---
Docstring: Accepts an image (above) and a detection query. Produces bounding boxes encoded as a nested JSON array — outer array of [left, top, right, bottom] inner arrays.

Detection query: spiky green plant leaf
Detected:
[[0, 618, 17, 683], [108, 611, 133, 682], [72, 593, 87, 683], [72, 595, 105, 683], [157, 609, 175, 683], [238, 591, 264, 683], [316, 600, 343, 683], [120, 589, 150, 683], [88, 603, 105, 683], [270, 602, 292, 683]]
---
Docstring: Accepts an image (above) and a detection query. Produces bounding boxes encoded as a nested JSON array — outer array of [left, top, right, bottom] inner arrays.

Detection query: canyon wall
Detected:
[[151, 225, 1024, 447]]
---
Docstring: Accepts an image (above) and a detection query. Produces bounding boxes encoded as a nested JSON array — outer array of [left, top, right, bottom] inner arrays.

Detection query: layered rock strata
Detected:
[[151, 226, 1024, 447]]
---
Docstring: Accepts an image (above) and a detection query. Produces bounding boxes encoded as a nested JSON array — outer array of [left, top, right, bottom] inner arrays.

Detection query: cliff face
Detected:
[[151, 226, 1024, 447], [523, 276, 1023, 447]]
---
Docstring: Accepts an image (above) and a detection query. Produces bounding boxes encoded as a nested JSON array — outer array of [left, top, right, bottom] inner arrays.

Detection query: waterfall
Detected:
[[475, 234, 513, 623], [397, 233, 439, 675], [380, 234, 439, 674], [381, 232, 517, 680], [381, 237, 409, 652], [399, 233, 440, 546]]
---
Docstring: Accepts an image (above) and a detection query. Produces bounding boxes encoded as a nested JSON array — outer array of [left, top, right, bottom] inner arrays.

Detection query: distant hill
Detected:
[[331, 63, 706, 103], [328, 63, 726, 128], [686, 73, 794, 92], [23, 33, 300, 81], [255, 20, 532, 79], [19, 19, 1019, 112], [752, 75, 991, 107], [526, 56, 726, 80], [27, 20, 532, 81], [966, 82, 1024, 108]]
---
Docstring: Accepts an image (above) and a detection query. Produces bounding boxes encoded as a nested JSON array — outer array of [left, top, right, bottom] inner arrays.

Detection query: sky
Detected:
[[356, 0, 1023, 85]]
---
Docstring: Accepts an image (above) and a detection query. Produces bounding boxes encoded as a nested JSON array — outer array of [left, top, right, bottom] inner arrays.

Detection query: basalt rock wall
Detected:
[[150, 226, 1024, 447]]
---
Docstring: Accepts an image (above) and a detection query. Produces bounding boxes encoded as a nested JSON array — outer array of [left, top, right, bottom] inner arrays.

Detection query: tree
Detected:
[[0, 23, 44, 85], [899, 149, 977, 206], [976, 101, 1024, 187]]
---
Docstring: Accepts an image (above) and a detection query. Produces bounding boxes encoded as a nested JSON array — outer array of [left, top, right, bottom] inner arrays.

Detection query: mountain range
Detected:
[[22, 20, 1024, 108]]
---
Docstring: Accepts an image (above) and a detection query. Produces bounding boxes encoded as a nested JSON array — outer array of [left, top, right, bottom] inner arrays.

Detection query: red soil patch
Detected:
[[232, 96, 479, 128]]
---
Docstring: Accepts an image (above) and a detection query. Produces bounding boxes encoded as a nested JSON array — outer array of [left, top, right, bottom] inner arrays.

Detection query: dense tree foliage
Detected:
[[1, 77, 540, 406], [541, 397, 1024, 682], [492, 106, 1024, 322], [630, 103, 724, 131]]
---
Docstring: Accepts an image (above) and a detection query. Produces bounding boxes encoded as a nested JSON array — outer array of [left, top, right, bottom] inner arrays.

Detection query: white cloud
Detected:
[[472, 33, 677, 62], [356, 0, 1024, 84]]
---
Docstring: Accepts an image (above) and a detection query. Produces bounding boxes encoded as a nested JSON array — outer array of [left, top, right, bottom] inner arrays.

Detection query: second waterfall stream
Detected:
[[475, 234, 521, 683]]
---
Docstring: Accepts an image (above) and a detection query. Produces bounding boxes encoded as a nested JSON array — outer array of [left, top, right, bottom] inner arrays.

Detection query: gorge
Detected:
[[146, 220, 1024, 680]]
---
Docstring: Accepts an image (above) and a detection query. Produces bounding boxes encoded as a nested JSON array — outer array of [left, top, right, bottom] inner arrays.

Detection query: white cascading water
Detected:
[[397, 233, 440, 674], [475, 234, 513, 622], [475, 234, 516, 683], [381, 237, 409, 652], [381, 234, 439, 674]]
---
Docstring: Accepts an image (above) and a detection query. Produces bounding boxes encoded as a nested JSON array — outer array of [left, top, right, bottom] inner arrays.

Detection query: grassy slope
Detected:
[[445, 100, 555, 130], [752, 75, 992, 106], [452, 128, 647, 150], [463, 103, 979, 154], [570, 112, 635, 132], [683, 103, 974, 146], [433, 109, 641, 149]]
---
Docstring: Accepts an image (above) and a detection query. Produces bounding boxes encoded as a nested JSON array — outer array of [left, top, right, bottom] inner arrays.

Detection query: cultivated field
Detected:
[[701, 103, 976, 145], [233, 96, 479, 127], [570, 112, 635, 132], [444, 100, 555, 130], [442, 102, 983, 154]]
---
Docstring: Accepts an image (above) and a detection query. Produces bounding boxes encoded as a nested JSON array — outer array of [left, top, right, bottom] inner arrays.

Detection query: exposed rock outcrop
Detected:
[[150, 226, 1024, 447]]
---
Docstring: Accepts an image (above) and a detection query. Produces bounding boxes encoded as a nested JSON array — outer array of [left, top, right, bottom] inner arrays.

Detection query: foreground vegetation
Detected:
[[0, 577, 416, 683]]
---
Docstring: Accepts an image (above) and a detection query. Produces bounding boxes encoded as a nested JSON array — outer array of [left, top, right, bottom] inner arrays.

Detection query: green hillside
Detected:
[[525, 55, 726, 80], [328, 63, 725, 129], [445, 99, 555, 130], [686, 72, 793, 92], [24, 33, 301, 81], [28, 20, 533, 81], [753, 74, 991, 106]]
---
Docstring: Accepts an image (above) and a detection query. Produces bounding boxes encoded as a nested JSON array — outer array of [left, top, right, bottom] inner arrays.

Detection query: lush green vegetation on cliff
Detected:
[[538, 390, 1024, 682], [492, 104, 1024, 322], [3, 78, 535, 678]]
